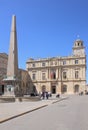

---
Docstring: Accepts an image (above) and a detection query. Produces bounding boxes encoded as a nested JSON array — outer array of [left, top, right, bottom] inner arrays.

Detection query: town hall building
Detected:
[[26, 39, 86, 94]]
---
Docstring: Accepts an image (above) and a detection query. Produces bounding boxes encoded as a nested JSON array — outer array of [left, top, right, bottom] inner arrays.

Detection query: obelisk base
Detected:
[[4, 85, 15, 97]]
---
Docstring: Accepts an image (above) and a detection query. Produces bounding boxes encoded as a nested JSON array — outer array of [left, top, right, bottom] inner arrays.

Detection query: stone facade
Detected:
[[0, 53, 8, 81], [0, 53, 8, 95], [26, 39, 86, 94], [17, 69, 33, 96]]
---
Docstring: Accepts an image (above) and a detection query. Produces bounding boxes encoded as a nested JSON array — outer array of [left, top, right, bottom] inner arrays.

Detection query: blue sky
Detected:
[[0, 0, 88, 82]]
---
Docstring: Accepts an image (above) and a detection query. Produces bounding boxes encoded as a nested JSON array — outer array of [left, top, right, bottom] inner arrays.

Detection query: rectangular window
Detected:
[[50, 69, 56, 79], [42, 73, 46, 80], [32, 63, 35, 67], [75, 59, 78, 64], [75, 71, 79, 79], [63, 61, 66, 65], [32, 73, 36, 80], [42, 62, 46, 67], [63, 72, 67, 79]]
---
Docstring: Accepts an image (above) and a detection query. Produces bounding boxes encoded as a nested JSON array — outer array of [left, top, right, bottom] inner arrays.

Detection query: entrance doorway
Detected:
[[51, 86, 56, 94], [0, 85, 4, 95], [2, 85, 4, 94]]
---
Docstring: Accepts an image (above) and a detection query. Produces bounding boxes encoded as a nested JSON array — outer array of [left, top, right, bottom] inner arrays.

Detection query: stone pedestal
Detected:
[[4, 85, 15, 96], [3, 76, 20, 97]]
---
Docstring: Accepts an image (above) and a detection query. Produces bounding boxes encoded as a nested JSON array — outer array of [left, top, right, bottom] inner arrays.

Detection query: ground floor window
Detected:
[[61, 85, 67, 93], [74, 85, 79, 93]]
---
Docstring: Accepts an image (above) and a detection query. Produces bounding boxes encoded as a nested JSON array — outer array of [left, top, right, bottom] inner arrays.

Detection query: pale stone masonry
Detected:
[[0, 53, 8, 81], [0, 53, 8, 95], [26, 39, 86, 94], [7, 15, 18, 78]]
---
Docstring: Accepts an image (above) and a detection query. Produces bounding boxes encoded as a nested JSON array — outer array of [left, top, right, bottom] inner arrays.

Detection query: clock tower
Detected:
[[73, 39, 85, 56]]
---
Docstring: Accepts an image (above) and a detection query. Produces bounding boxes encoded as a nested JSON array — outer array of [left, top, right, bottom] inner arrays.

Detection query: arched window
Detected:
[[74, 85, 79, 93], [81, 42, 83, 46], [61, 85, 67, 93], [51, 86, 56, 94]]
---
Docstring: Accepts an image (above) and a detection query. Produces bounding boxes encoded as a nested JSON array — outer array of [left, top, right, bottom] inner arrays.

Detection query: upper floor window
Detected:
[[55, 61, 57, 65], [63, 60, 66, 65], [42, 73, 46, 80], [75, 71, 79, 79], [32, 73, 36, 80], [42, 62, 46, 67], [63, 72, 67, 79], [75, 59, 78, 64], [32, 63, 35, 67], [50, 69, 56, 79], [50, 61, 53, 65]]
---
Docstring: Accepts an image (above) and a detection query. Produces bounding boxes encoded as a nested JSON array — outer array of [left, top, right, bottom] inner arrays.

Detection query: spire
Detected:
[[7, 15, 18, 78]]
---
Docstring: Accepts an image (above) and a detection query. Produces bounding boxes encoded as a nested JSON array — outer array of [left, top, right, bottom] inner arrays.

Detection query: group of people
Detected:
[[40, 91, 60, 99], [40, 91, 52, 99], [79, 90, 88, 96]]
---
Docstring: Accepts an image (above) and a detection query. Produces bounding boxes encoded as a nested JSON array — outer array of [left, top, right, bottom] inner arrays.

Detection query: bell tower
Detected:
[[73, 39, 85, 56]]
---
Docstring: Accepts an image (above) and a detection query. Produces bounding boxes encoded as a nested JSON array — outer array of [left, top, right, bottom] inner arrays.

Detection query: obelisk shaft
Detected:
[[7, 15, 18, 78]]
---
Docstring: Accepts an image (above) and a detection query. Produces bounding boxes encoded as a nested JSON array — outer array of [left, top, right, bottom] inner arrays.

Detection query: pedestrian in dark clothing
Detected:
[[42, 92, 45, 99], [46, 92, 49, 99]]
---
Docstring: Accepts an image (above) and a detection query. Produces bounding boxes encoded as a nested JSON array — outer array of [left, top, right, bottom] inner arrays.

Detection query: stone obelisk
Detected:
[[7, 15, 18, 78], [3, 15, 19, 96]]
